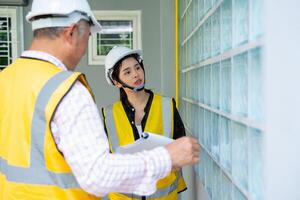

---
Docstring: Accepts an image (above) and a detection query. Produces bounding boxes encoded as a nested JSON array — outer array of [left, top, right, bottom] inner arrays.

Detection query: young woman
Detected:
[[102, 46, 187, 200]]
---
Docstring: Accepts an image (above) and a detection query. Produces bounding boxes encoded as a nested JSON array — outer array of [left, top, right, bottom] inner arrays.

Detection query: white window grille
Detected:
[[88, 10, 141, 65], [0, 7, 19, 70]]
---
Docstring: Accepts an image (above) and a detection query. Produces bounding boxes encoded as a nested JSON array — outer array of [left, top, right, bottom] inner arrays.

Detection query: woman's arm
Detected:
[[172, 98, 186, 139]]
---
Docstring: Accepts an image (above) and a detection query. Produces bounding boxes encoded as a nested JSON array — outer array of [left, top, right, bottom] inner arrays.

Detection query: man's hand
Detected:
[[165, 136, 200, 171]]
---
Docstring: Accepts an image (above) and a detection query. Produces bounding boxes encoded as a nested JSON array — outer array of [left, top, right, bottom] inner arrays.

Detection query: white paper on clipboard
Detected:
[[116, 132, 174, 154]]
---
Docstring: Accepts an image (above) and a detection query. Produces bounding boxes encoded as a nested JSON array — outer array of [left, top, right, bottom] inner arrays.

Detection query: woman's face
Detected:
[[114, 56, 145, 89]]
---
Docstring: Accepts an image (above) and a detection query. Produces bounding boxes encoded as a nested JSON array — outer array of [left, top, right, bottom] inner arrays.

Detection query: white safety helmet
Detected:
[[26, 0, 102, 33], [105, 46, 143, 85]]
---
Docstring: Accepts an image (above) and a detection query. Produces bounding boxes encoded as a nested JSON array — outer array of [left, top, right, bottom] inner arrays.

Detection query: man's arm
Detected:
[[51, 81, 199, 197]]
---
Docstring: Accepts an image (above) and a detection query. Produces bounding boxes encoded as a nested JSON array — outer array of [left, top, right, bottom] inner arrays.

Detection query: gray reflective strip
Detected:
[[120, 178, 179, 199], [178, 169, 183, 179], [105, 105, 120, 152], [0, 71, 80, 188], [162, 97, 172, 138], [101, 196, 109, 200]]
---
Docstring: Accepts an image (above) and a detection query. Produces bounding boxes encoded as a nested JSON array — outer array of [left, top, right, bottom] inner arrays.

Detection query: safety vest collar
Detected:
[[105, 95, 172, 152]]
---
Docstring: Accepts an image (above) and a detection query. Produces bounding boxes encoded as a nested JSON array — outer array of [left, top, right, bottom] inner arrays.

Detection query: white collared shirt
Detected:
[[21, 50, 172, 197]]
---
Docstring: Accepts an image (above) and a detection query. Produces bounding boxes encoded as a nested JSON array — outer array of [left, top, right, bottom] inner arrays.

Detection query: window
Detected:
[[88, 10, 141, 65], [0, 7, 20, 70], [179, 0, 264, 199]]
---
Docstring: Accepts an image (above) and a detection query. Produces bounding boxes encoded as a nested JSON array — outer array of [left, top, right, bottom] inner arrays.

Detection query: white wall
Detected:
[[264, 0, 300, 199]]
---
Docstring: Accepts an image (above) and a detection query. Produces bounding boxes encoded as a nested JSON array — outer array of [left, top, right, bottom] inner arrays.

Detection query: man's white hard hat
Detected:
[[105, 46, 143, 85], [26, 0, 102, 33]]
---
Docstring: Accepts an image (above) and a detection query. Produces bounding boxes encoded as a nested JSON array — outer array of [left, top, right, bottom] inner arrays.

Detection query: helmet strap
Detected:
[[120, 81, 145, 92]]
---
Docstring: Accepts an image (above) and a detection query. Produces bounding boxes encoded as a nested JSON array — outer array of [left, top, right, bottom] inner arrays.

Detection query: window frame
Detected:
[[0, 6, 20, 70], [88, 10, 142, 65]]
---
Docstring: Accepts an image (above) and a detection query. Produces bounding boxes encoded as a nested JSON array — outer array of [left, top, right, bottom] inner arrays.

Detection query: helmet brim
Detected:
[[89, 14, 102, 33]]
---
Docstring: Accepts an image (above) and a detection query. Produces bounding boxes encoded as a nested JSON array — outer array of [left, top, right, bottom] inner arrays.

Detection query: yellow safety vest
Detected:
[[0, 58, 100, 200], [102, 94, 186, 200]]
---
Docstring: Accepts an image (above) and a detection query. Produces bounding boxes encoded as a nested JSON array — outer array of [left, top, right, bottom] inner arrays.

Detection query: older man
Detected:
[[0, 0, 200, 199]]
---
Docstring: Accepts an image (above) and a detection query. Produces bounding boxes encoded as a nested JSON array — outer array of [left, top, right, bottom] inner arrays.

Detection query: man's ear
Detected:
[[63, 24, 77, 44]]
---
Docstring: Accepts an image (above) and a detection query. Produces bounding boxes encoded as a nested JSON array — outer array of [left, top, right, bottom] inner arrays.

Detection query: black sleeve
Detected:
[[172, 98, 186, 139], [101, 107, 108, 135], [101, 107, 113, 153]]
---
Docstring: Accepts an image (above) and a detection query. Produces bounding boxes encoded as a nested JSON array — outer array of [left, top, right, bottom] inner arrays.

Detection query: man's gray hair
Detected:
[[33, 19, 90, 39], [33, 27, 65, 39]]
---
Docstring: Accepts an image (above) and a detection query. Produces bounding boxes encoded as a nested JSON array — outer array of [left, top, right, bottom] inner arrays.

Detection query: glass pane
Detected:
[[0, 56, 8, 65], [220, 59, 231, 113], [211, 8, 221, 56], [0, 18, 8, 31], [204, 110, 212, 152], [187, 6, 191, 34], [212, 162, 221, 200], [232, 53, 248, 117], [197, 146, 206, 179], [198, 0, 205, 21], [212, 0, 218, 6], [97, 20, 133, 55], [203, 18, 211, 59], [249, 128, 264, 200], [219, 116, 231, 172], [192, 104, 199, 135], [222, 172, 233, 200], [249, 47, 263, 121], [233, 186, 247, 200], [221, 0, 232, 51], [186, 103, 191, 130], [198, 26, 204, 62], [198, 67, 205, 103], [233, 0, 249, 46], [193, 0, 198, 29], [205, 155, 213, 198], [0, 32, 7, 41], [179, 101, 186, 123], [198, 106, 205, 145], [211, 113, 219, 160], [211, 62, 220, 109], [231, 121, 248, 191], [187, 40, 191, 67], [0, 16, 12, 68], [204, 0, 212, 15], [250, 0, 263, 39], [192, 35, 197, 65], [180, 73, 186, 99], [186, 72, 191, 99], [204, 65, 211, 105], [201, 150, 209, 184], [192, 69, 198, 100]]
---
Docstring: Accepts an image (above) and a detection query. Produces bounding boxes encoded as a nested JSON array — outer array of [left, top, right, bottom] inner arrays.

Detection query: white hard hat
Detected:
[[105, 46, 143, 85], [26, 0, 101, 33]]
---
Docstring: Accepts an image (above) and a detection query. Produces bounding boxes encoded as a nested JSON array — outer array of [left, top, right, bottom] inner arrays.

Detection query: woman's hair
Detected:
[[111, 53, 144, 101]]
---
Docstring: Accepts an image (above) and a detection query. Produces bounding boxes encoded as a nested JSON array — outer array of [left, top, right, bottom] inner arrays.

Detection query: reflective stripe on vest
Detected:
[[162, 96, 172, 138], [105, 105, 120, 152], [0, 71, 79, 188], [105, 96, 172, 152], [101, 196, 109, 200], [119, 176, 178, 199]]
